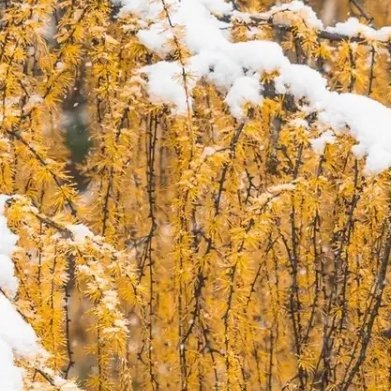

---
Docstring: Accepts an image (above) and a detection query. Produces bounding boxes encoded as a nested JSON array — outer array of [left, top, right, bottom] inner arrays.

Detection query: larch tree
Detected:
[[2, 0, 391, 390]]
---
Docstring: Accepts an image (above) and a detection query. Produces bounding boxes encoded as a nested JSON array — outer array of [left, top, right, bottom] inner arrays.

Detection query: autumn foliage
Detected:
[[3, 0, 391, 390]]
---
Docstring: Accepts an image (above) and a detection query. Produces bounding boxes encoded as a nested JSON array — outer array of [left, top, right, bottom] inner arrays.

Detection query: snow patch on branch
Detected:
[[267, 0, 324, 29], [68, 223, 94, 244], [320, 93, 391, 172], [140, 61, 191, 113], [0, 196, 39, 391], [326, 18, 391, 41], [0, 196, 19, 297], [119, 0, 391, 173], [225, 76, 263, 119]]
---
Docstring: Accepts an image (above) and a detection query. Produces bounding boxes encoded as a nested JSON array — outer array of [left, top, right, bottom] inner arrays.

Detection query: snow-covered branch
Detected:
[[0, 196, 83, 390], [117, 0, 391, 173]]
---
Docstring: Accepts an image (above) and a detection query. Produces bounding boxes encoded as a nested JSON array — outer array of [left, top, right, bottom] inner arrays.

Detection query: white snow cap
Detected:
[[119, 0, 391, 173], [140, 61, 191, 114], [127, 0, 289, 118], [326, 18, 391, 41], [320, 93, 391, 173], [267, 0, 324, 29], [0, 195, 40, 391], [225, 76, 263, 119], [0, 196, 19, 297], [68, 223, 94, 244]]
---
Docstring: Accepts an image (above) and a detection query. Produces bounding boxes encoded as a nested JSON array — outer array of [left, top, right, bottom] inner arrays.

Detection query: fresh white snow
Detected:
[[116, 0, 391, 173], [0, 196, 40, 391], [0, 196, 18, 297], [326, 18, 391, 41]]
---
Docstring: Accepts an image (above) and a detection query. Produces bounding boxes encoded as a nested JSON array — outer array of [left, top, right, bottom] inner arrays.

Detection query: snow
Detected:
[[0, 196, 40, 391], [119, 0, 292, 118], [0, 295, 38, 358], [326, 18, 378, 40], [311, 130, 335, 154], [377, 26, 391, 42], [200, 0, 232, 15], [175, 0, 229, 53], [320, 93, 391, 173], [0, 196, 19, 297], [114, 0, 164, 20], [0, 340, 24, 391], [116, 0, 232, 19], [129, 2, 289, 118], [201, 146, 218, 159], [289, 118, 309, 129], [326, 18, 391, 42], [140, 61, 190, 113], [137, 26, 173, 56], [0, 254, 18, 298], [225, 76, 263, 119], [68, 223, 93, 243], [118, 0, 391, 173], [189, 51, 242, 90], [267, 0, 324, 30], [275, 64, 328, 104], [228, 41, 289, 74], [230, 0, 324, 29]]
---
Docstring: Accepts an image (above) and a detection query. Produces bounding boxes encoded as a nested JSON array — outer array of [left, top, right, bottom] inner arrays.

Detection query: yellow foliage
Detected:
[[3, 0, 391, 390]]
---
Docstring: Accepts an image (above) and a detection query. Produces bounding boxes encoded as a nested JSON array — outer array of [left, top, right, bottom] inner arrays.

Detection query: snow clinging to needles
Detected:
[[118, 0, 391, 173]]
